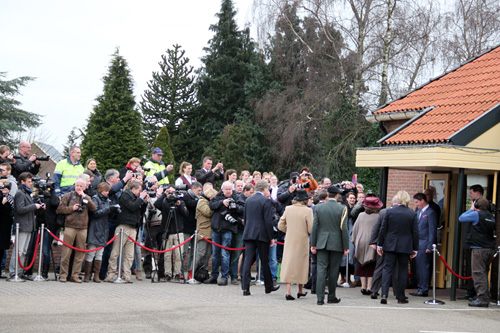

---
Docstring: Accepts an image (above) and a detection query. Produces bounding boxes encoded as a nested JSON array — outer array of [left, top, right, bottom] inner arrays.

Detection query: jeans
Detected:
[[260, 240, 277, 281], [183, 232, 195, 273], [230, 231, 244, 280], [211, 231, 232, 279], [42, 230, 54, 266]]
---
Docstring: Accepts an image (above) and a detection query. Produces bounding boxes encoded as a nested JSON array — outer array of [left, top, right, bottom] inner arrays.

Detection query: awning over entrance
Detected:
[[356, 144, 500, 172]]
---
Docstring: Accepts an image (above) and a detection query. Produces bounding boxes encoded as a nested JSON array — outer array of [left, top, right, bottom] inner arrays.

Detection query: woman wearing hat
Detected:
[[352, 196, 383, 295], [278, 190, 314, 300]]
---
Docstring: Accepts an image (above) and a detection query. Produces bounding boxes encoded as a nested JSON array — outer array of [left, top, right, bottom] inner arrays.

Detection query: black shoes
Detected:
[[327, 297, 341, 304], [398, 299, 409, 304], [265, 285, 280, 294], [317, 300, 324, 305], [458, 294, 475, 300], [409, 291, 428, 297], [297, 292, 308, 299], [370, 292, 379, 299], [468, 300, 489, 307], [204, 276, 217, 284], [243, 289, 251, 296], [285, 294, 295, 301], [381, 297, 388, 304], [218, 278, 228, 286], [361, 289, 371, 295]]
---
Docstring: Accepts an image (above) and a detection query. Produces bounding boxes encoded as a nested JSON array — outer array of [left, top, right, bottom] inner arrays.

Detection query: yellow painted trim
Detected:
[[356, 146, 500, 170], [466, 123, 500, 150]]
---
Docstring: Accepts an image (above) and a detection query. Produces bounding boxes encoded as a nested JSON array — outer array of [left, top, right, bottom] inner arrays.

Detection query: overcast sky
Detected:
[[1, 0, 254, 152]]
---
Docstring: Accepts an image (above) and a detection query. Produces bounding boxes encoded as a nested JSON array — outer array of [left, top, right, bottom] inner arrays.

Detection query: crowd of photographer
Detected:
[[7, 141, 481, 306]]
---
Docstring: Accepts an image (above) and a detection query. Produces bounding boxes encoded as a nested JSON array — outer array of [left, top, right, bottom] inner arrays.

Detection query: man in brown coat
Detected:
[[56, 178, 96, 282]]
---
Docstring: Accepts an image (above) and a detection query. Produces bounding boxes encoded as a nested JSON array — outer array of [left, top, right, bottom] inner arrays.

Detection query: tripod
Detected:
[[160, 204, 186, 284]]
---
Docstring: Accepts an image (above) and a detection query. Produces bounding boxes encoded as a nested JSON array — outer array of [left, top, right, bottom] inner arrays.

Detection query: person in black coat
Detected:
[[377, 190, 419, 305], [155, 185, 189, 281], [0, 180, 14, 277], [241, 180, 280, 296], [194, 156, 224, 186], [181, 182, 202, 277], [276, 172, 299, 207]]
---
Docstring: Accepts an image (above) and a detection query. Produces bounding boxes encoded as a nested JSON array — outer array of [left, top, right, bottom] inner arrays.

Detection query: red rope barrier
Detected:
[[128, 235, 193, 253], [18, 232, 40, 270], [46, 229, 118, 252], [201, 236, 246, 251], [275, 241, 284, 246], [438, 254, 472, 280]]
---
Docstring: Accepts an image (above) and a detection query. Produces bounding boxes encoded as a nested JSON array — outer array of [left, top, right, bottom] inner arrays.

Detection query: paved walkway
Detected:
[[1, 277, 499, 332]]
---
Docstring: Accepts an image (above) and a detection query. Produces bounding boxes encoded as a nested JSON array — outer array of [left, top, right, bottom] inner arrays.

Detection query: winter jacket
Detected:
[[209, 191, 244, 234], [87, 193, 111, 246], [56, 191, 96, 229]]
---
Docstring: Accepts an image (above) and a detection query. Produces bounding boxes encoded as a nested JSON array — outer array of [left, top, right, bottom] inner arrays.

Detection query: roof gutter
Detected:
[[366, 110, 422, 123], [376, 106, 435, 144]]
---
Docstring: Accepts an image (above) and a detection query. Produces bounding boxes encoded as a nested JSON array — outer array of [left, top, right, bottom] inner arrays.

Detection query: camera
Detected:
[[222, 210, 241, 224], [140, 155, 152, 172], [110, 204, 121, 214], [32, 177, 55, 191], [144, 181, 157, 198], [227, 198, 237, 210], [295, 182, 310, 189], [77, 198, 89, 213], [12, 154, 50, 161], [0, 182, 12, 191]]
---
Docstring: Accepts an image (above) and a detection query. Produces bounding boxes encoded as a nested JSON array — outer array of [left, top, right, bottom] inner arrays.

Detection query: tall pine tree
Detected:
[[140, 44, 197, 156], [81, 49, 145, 172]]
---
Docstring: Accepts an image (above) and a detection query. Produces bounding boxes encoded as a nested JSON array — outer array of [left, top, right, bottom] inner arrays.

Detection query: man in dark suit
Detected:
[[241, 180, 280, 296], [377, 190, 419, 304], [410, 193, 438, 297], [310, 185, 349, 305], [194, 156, 224, 186]]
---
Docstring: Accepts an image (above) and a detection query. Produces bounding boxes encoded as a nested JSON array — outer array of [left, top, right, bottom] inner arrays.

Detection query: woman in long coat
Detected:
[[352, 196, 383, 294], [278, 190, 313, 300]]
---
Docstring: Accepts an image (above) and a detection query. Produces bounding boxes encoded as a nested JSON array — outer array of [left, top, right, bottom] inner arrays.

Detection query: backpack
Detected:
[[194, 262, 209, 283], [56, 192, 74, 228]]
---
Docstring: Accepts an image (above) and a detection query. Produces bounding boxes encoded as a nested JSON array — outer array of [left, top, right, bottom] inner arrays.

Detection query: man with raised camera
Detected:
[[154, 185, 189, 281], [144, 148, 174, 186], [0, 163, 18, 197], [298, 167, 318, 194], [53, 146, 84, 197], [56, 178, 96, 283], [105, 181, 148, 283], [277, 172, 301, 207], [205, 181, 244, 286], [195, 156, 224, 186], [12, 141, 41, 180], [8, 172, 44, 278]]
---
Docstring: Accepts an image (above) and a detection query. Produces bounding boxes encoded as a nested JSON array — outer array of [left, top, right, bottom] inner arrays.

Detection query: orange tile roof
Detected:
[[376, 46, 500, 145]]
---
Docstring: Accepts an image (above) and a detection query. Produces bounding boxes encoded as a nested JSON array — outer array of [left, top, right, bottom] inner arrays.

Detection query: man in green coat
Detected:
[[310, 185, 349, 305]]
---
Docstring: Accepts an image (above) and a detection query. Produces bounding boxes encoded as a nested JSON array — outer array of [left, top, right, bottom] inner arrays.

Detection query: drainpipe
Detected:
[[451, 168, 465, 301]]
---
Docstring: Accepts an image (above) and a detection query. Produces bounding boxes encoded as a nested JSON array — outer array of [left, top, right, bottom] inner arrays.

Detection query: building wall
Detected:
[[386, 168, 426, 210]]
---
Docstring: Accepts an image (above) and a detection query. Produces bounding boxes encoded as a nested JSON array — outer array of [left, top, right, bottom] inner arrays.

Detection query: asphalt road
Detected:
[[0, 278, 499, 332]]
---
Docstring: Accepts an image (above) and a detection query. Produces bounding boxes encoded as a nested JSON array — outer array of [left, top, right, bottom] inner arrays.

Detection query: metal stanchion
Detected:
[[496, 246, 500, 306], [7, 224, 25, 282], [114, 228, 126, 284], [255, 253, 264, 286], [425, 244, 445, 305], [33, 224, 46, 282], [340, 255, 351, 288], [188, 231, 200, 284]]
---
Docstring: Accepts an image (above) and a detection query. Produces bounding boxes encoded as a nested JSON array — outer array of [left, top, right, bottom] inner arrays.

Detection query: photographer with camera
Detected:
[[298, 167, 318, 194], [0, 163, 18, 197], [0, 179, 14, 277], [142, 176, 165, 279], [105, 181, 148, 283], [153, 185, 189, 281], [144, 148, 174, 186], [204, 181, 244, 286], [56, 178, 96, 283], [277, 172, 300, 207], [181, 181, 202, 280], [0, 145, 15, 165], [8, 172, 44, 278], [195, 156, 224, 186], [12, 142, 42, 180], [53, 146, 84, 196]]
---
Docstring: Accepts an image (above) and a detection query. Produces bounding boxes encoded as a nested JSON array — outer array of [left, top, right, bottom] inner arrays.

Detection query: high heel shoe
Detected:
[[285, 294, 295, 300], [297, 292, 308, 299]]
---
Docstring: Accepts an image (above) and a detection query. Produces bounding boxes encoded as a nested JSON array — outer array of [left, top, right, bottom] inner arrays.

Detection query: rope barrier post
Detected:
[[114, 228, 126, 284], [255, 254, 264, 286], [188, 231, 200, 285], [497, 246, 500, 307], [33, 224, 46, 282], [7, 223, 26, 283], [424, 244, 445, 305], [341, 255, 351, 288]]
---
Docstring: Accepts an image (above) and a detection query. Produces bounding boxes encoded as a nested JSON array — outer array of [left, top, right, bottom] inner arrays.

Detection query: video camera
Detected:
[[13, 154, 50, 161], [32, 172, 55, 192], [140, 155, 152, 172]]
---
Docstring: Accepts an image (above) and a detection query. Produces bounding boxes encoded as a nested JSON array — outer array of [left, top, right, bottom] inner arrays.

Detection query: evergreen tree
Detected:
[[192, 0, 255, 146], [0, 73, 41, 147], [151, 126, 175, 184], [81, 49, 145, 172], [140, 44, 197, 156]]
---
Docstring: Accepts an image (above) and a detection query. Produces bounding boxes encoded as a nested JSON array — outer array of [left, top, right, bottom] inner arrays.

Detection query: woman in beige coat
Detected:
[[278, 190, 314, 300]]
